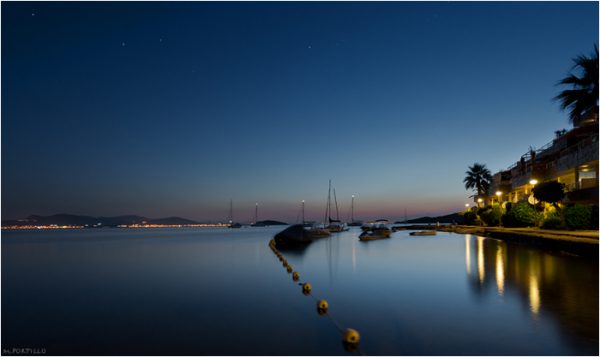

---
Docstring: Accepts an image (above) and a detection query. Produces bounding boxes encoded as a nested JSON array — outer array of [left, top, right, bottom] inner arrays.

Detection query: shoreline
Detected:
[[400, 224, 598, 258]]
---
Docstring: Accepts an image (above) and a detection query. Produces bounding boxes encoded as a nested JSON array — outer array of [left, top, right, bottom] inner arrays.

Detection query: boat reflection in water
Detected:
[[464, 234, 598, 346]]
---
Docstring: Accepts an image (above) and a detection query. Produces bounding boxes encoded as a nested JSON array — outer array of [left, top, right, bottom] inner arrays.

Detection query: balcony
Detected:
[[552, 134, 598, 174]]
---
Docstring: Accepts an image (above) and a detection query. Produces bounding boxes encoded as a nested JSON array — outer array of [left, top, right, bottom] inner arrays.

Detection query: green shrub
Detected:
[[479, 204, 504, 227], [464, 210, 482, 226], [503, 202, 541, 227], [541, 211, 565, 230], [565, 204, 592, 230]]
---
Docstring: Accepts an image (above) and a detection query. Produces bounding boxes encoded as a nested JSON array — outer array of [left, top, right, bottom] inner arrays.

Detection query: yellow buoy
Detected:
[[292, 272, 299, 281], [286, 266, 293, 273], [343, 328, 360, 344], [302, 283, 312, 294], [317, 299, 328, 315]]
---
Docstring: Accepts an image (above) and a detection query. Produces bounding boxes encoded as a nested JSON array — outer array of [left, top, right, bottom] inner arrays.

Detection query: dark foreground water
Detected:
[[2, 227, 598, 355]]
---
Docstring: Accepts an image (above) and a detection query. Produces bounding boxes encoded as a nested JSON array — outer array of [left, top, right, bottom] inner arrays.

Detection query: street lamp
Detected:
[[465, 203, 470, 210], [495, 191, 502, 204], [477, 198, 483, 207]]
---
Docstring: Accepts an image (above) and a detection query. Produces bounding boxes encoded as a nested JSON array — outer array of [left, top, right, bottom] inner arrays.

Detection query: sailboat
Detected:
[[325, 180, 348, 233], [250, 202, 266, 227], [347, 194, 363, 227], [227, 200, 242, 228]]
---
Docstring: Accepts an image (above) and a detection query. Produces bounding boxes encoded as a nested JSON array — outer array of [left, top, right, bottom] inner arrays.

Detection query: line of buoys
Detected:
[[302, 282, 312, 295], [317, 299, 328, 315], [268, 239, 361, 354], [344, 328, 360, 344]]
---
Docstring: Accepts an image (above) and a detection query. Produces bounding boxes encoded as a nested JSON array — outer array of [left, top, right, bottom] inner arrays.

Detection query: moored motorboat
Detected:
[[359, 227, 391, 241], [409, 230, 437, 236], [359, 220, 391, 241]]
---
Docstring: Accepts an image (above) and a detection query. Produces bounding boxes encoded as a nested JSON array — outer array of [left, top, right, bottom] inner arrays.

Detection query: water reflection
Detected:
[[477, 236, 485, 283], [464, 235, 598, 348], [496, 244, 505, 296], [529, 274, 540, 317], [351, 238, 357, 272], [465, 234, 471, 275]]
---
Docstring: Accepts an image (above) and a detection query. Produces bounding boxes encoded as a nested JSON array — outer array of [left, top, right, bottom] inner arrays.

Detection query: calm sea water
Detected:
[[2, 227, 598, 355]]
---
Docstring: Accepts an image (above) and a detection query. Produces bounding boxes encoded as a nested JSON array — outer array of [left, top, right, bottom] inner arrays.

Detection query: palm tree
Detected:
[[464, 163, 492, 198], [554, 45, 598, 126]]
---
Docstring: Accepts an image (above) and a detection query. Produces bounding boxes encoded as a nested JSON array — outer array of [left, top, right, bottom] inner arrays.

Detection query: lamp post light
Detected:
[[477, 198, 483, 208], [528, 179, 539, 205], [495, 191, 502, 205], [465, 203, 470, 210], [529, 179, 538, 194]]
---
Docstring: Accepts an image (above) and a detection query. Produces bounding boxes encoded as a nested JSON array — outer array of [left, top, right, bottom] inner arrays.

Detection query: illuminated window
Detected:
[[578, 167, 597, 189]]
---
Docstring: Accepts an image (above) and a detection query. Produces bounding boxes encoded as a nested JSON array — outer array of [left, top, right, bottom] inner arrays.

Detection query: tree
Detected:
[[554, 45, 599, 126], [532, 180, 565, 207], [464, 163, 492, 198]]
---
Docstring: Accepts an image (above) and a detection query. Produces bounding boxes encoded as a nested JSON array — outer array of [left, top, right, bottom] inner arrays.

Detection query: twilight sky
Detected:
[[2, 2, 598, 222]]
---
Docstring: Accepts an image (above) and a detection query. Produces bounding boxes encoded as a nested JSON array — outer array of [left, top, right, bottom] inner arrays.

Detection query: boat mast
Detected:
[[333, 188, 340, 221], [351, 195, 355, 222], [326, 180, 332, 224]]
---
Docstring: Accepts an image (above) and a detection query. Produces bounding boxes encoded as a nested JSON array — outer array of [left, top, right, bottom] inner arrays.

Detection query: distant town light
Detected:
[[529, 179, 538, 185]]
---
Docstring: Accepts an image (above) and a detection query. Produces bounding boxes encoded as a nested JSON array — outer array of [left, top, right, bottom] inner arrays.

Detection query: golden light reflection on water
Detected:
[[496, 245, 505, 296], [529, 274, 541, 316], [462, 232, 597, 350], [465, 234, 472, 276], [477, 236, 485, 284]]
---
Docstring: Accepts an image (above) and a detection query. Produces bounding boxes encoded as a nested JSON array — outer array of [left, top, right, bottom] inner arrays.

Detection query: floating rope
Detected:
[[268, 239, 363, 354]]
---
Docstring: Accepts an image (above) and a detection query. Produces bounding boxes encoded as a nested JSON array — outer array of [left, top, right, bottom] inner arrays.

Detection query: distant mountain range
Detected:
[[2, 214, 199, 227], [395, 212, 464, 224]]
